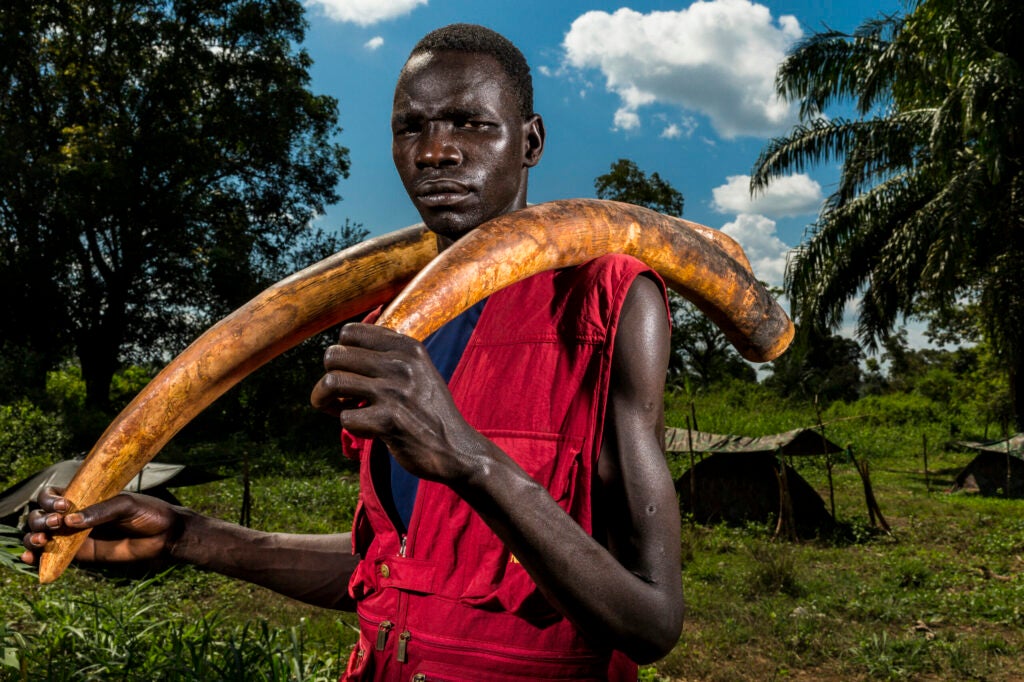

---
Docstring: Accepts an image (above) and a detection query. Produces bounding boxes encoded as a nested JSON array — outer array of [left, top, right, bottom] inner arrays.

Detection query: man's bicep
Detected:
[[598, 275, 680, 580]]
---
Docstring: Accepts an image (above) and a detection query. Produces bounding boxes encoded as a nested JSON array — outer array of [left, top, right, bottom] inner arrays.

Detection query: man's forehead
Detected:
[[397, 50, 506, 89], [393, 50, 514, 115]]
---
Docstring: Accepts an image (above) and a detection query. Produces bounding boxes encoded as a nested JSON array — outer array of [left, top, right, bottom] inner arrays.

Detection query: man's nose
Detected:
[[415, 123, 462, 167]]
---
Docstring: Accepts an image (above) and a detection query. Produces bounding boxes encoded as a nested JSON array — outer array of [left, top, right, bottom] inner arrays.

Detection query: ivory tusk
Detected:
[[378, 199, 793, 362], [38, 225, 440, 583], [38, 198, 792, 583]]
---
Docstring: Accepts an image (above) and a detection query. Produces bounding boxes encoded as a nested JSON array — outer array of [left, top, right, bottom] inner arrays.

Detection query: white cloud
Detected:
[[305, 0, 427, 26], [719, 213, 791, 288], [364, 36, 384, 50], [562, 0, 802, 139], [661, 124, 682, 139], [613, 108, 641, 131], [711, 174, 823, 218]]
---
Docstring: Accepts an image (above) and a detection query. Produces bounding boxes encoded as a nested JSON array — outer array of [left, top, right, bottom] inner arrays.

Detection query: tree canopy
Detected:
[[594, 158, 755, 390], [594, 158, 684, 217], [0, 0, 351, 411], [751, 0, 1024, 427]]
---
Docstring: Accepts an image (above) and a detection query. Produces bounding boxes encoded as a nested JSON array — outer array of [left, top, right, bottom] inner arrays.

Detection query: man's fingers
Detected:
[[335, 322, 411, 349], [322, 343, 390, 375], [310, 371, 378, 412], [36, 486, 69, 512]]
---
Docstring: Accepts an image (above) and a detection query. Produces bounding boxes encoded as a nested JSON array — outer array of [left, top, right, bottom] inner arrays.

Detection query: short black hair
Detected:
[[408, 23, 534, 119]]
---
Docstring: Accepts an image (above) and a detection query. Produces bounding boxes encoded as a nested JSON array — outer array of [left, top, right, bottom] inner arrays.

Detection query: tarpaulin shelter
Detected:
[[666, 427, 843, 538], [950, 434, 1024, 497], [665, 427, 845, 458], [0, 458, 224, 528]]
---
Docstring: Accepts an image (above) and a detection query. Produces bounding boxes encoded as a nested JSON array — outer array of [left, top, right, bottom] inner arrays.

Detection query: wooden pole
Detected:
[[686, 416, 697, 517], [773, 448, 797, 542], [814, 395, 836, 519], [1006, 429, 1013, 499], [848, 446, 891, 534]]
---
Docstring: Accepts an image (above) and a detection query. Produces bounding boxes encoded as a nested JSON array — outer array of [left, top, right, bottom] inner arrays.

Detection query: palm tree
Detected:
[[751, 0, 1024, 428]]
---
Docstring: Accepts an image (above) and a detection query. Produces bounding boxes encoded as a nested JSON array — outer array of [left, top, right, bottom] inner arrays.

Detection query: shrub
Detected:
[[0, 400, 70, 486]]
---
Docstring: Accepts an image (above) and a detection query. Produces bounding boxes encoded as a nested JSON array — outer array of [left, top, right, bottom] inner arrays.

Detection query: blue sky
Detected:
[[299, 0, 909, 339]]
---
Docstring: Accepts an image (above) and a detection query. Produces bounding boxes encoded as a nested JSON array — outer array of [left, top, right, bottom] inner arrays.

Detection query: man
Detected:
[[23, 24, 683, 680]]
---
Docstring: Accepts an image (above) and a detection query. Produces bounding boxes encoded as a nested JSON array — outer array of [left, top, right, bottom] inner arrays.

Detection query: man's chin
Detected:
[[419, 210, 480, 241]]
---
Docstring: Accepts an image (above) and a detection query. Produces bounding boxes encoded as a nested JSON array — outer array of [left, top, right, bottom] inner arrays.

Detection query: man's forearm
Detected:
[[168, 509, 359, 611], [453, 445, 681, 664]]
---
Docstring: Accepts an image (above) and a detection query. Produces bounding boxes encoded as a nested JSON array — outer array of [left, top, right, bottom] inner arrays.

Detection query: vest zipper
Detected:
[[374, 620, 393, 651], [397, 629, 412, 663]]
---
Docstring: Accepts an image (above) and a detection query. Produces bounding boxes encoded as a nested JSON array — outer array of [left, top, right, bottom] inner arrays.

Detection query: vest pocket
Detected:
[[455, 431, 584, 617]]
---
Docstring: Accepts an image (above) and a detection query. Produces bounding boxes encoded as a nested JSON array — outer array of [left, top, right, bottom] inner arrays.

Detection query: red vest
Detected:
[[341, 255, 664, 681]]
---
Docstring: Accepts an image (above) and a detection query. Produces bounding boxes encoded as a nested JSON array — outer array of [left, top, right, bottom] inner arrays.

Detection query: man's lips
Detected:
[[414, 179, 472, 207]]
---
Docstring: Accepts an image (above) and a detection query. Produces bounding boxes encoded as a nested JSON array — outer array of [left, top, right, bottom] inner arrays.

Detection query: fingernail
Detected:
[[53, 498, 68, 512], [65, 513, 84, 526], [45, 514, 61, 528]]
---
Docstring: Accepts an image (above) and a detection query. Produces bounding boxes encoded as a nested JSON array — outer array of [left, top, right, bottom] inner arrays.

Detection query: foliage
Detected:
[[0, 400, 69, 485], [594, 159, 756, 390], [668, 293, 756, 391], [0, 0, 352, 412], [751, 0, 1024, 428], [0, 524, 34, 576], [1, 569, 350, 680], [2, 386, 1024, 680], [763, 327, 864, 403], [594, 158, 684, 217]]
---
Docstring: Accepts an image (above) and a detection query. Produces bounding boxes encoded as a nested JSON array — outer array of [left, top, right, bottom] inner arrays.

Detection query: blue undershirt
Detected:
[[388, 299, 487, 532]]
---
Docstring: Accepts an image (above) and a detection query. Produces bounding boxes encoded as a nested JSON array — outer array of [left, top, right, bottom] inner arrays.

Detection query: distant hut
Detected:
[[666, 428, 843, 538], [950, 434, 1024, 497]]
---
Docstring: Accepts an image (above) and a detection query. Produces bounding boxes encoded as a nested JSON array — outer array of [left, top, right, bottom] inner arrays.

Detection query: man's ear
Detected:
[[523, 114, 545, 168]]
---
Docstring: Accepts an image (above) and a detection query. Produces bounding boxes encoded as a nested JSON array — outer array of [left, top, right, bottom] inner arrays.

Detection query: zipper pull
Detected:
[[397, 630, 411, 663], [399, 534, 408, 557], [375, 620, 393, 651]]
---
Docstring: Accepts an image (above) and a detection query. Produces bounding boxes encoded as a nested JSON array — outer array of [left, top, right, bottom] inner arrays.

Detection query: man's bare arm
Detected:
[[23, 489, 359, 611], [450, 276, 682, 662]]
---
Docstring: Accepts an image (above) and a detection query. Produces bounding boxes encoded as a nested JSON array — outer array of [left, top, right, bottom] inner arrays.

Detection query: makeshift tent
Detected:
[[666, 427, 843, 537], [950, 434, 1024, 497], [0, 458, 224, 528]]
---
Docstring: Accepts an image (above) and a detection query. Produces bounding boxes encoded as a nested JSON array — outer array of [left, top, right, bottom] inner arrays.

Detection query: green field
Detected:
[[2, 383, 1022, 681]]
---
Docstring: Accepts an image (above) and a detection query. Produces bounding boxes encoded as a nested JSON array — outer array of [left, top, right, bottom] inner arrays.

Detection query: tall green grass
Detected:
[[0, 384, 1021, 680]]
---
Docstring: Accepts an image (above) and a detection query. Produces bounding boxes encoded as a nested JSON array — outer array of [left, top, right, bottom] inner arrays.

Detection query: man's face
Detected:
[[391, 50, 543, 241]]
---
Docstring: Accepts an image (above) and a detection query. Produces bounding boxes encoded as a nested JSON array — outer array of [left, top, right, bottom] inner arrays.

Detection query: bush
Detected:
[[0, 400, 70, 486]]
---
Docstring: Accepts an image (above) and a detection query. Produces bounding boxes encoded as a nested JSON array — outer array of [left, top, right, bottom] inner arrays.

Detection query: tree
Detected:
[[595, 159, 684, 217], [763, 327, 864, 403], [594, 158, 753, 388], [0, 0, 350, 412], [669, 303, 756, 390], [594, 158, 755, 389], [750, 0, 1024, 428]]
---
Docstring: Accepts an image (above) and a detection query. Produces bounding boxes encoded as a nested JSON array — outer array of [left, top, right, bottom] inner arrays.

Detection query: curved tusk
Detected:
[[38, 225, 440, 583], [38, 198, 792, 583], [379, 199, 793, 362]]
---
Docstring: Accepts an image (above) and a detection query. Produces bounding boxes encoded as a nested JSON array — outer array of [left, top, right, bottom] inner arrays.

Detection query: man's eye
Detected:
[[459, 120, 488, 129]]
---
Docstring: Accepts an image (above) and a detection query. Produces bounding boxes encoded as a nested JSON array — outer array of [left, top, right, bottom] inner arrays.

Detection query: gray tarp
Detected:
[[955, 433, 1024, 459], [0, 460, 192, 520], [664, 427, 844, 457]]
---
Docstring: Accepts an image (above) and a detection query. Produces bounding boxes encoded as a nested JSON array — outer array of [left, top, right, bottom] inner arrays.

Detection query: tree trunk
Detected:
[[78, 336, 118, 413]]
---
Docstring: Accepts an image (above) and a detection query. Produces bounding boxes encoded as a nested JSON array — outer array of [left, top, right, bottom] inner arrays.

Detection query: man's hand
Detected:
[[311, 323, 490, 484], [21, 486, 180, 567]]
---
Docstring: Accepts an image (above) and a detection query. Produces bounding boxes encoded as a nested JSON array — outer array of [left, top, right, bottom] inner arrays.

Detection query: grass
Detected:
[[1, 384, 1023, 680]]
